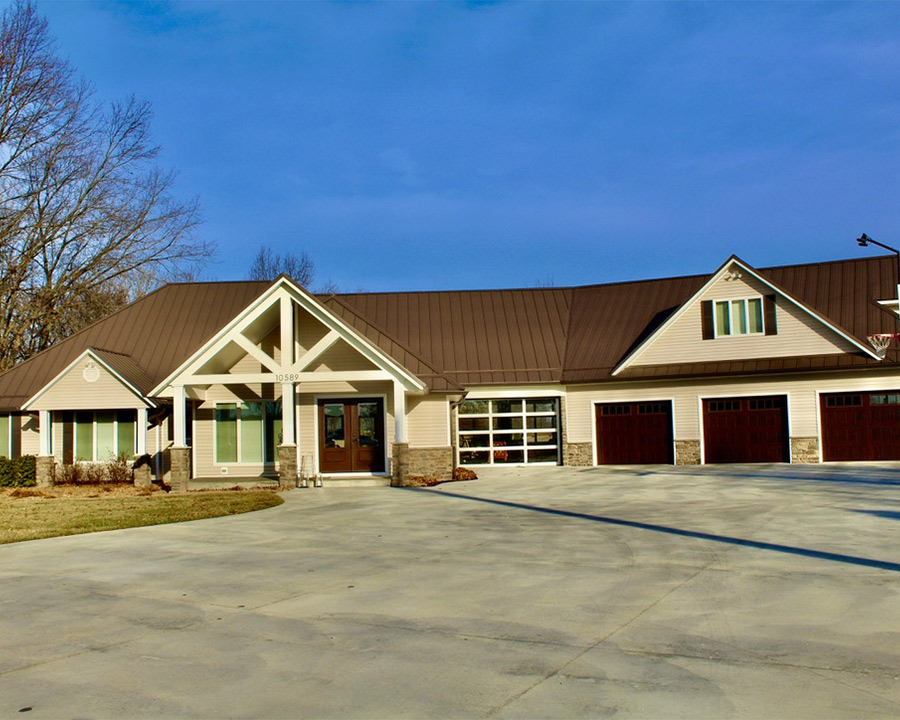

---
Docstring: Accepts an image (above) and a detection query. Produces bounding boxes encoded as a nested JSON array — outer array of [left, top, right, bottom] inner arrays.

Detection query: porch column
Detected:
[[393, 380, 407, 444], [134, 406, 151, 488], [391, 381, 409, 487], [170, 385, 191, 492], [136, 407, 148, 455], [172, 385, 187, 447], [278, 382, 297, 488], [38, 410, 52, 456], [36, 410, 55, 487]]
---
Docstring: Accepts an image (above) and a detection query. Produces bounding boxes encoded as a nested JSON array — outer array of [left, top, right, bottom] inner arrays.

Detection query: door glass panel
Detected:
[[527, 416, 556, 429], [459, 400, 488, 414], [459, 417, 489, 431], [358, 402, 378, 446], [96, 412, 116, 461], [241, 402, 264, 462], [494, 449, 525, 463], [324, 404, 345, 448], [493, 416, 523, 430], [75, 411, 93, 461], [493, 399, 521, 414], [526, 398, 557, 413], [117, 411, 135, 458], [460, 450, 490, 464], [527, 448, 559, 463], [216, 404, 238, 463]]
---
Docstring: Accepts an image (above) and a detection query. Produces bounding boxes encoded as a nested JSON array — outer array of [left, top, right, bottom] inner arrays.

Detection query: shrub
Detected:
[[13, 456, 36, 486], [0, 455, 37, 487], [0, 457, 14, 486], [106, 453, 133, 484]]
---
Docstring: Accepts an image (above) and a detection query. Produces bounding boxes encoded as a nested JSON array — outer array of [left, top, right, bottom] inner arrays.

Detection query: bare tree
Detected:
[[0, 1, 212, 370], [247, 245, 315, 286]]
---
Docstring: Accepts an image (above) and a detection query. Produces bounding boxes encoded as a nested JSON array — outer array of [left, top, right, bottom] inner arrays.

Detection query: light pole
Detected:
[[857, 233, 900, 322]]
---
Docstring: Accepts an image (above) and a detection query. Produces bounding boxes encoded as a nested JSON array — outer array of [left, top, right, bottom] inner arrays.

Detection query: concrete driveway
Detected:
[[1, 464, 899, 719]]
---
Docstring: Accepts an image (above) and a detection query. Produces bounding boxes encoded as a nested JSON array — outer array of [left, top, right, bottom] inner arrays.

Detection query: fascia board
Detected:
[[612, 255, 880, 377], [23, 349, 155, 410]]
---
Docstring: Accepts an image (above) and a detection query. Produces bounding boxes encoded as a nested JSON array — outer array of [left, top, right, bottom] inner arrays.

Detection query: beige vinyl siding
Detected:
[[30, 357, 146, 410], [20, 414, 39, 456], [565, 369, 900, 446], [308, 340, 379, 372], [634, 274, 856, 367], [408, 395, 450, 447], [296, 306, 330, 354]]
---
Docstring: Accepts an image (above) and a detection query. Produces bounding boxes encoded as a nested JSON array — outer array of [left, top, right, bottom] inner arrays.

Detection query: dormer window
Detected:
[[714, 298, 763, 336], [701, 295, 777, 340]]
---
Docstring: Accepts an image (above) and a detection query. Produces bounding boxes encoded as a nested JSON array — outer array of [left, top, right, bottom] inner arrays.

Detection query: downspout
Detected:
[[448, 392, 469, 472]]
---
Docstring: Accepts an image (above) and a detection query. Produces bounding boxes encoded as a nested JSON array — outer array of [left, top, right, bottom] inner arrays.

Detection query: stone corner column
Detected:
[[35, 456, 56, 488], [169, 446, 192, 492], [391, 442, 410, 487], [562, 442, 593, 467], [133, 454, 153, 488], [790, 437, 820, 464], [674, 440, 701, 465], [278, 444, 298, 488]]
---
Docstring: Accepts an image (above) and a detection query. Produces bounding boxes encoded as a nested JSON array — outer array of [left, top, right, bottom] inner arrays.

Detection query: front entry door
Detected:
[[319, 398, 385, 473]]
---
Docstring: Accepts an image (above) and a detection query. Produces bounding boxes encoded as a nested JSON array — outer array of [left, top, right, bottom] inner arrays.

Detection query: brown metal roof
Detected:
[[0, 281, 270, 410], [0, 255, 896, 410], [335, 287, 573, 388]]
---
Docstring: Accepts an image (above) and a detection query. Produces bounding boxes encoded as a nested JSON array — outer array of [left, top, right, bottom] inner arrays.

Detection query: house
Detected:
[[1, 253, 899, 489]]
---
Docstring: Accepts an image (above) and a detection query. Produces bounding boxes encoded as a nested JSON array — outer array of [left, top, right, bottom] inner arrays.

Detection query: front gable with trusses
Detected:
[[151, 276, 426, 399]]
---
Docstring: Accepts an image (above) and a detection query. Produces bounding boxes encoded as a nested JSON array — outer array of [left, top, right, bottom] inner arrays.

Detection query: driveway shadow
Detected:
[[407, 489, 900, 573]]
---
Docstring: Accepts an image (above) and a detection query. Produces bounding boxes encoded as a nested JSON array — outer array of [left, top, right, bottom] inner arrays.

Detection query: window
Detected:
[[0, 414, 9, 459], [458, 398, 560, 465], [713, 298, 763, 337], [74, 411, 135, 461], [215, 401, 282, 464]]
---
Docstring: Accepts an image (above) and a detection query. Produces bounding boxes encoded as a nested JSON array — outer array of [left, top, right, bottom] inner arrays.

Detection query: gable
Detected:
[[617, 259, 873, 373], [153, 278, 426, 395], [26, 353, 150, 411]]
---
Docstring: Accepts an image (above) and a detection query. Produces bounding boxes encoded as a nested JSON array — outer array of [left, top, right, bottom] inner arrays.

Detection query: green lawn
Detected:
[[0, 489, 284, 544]]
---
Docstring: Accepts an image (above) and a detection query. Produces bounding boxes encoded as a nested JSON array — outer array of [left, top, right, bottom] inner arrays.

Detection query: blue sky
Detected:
[[39, 1, 900, 292]]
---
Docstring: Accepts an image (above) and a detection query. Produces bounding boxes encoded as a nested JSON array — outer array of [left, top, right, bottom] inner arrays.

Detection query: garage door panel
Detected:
[[703, 396, 788, 463], [822, 392, 900, 461], [596, 402, 673, 464]]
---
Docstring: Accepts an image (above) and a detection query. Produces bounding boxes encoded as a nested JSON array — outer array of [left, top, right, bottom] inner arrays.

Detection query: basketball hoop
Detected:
[[867, 333, 900, 359]]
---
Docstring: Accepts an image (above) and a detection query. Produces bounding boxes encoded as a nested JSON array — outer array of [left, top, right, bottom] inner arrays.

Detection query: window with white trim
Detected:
[[215, 401, 282, 464], [0, 414, 10, 459], [714, 297, 764, 337], [74, 411, 135, 461], [457, 398, 560, 465]]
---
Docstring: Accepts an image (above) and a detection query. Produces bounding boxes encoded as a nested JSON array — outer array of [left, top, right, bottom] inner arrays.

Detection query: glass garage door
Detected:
[[457, 398, 560, 465]]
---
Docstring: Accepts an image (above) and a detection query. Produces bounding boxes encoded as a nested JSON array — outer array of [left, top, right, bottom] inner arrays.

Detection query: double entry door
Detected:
[[318, 398, 385, 473]]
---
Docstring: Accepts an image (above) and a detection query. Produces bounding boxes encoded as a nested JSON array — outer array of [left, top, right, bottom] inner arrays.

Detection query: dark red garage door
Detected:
[[596, 401, 673, 464], [702, 396, 788, 463], [821, 392, 900, 461]]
